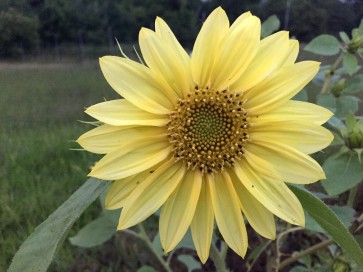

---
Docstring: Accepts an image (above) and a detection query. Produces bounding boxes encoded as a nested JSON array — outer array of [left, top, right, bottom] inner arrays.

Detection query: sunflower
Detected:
[[78, 7, 333, 263]]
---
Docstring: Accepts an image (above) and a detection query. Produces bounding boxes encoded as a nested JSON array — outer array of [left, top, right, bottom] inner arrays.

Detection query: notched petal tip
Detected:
[[139, 27, 153, 36], [155, 16, 163, 24]]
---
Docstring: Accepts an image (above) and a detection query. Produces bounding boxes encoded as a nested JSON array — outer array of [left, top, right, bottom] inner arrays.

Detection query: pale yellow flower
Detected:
[[78, 7, 333, 263]]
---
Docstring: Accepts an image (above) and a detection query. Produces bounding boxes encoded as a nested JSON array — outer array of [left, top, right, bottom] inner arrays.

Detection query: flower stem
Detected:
[[137, 223, 173, 272], [210, 242, 229, 272], [277, 239, 334, 270], [220, 241, 228, 260], [321, 53, 344, 94], [347, 185, 358, 208]]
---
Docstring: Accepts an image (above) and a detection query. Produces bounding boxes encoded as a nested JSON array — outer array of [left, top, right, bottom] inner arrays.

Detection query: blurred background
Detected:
[[1, 0, 363, 271], [1, 0, 363, 60]]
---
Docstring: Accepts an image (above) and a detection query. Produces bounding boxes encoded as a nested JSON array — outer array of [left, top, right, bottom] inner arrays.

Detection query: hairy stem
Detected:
[[278, 239, 334, 270], [210, 242, 229, 272], [137, 224, 173, 272], [321, 53, 344, 93], [347, 185, 358, 208], [274, 227, 303, 270]]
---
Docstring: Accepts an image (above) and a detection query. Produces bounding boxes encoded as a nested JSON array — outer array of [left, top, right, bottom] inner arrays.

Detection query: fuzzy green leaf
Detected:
[[335, 95, 359, 118], [137, 266, 157, 272], [317, 93, 336, 112], [339, 31, 351, 44], [304, 34, 341, 56], [69, 210, 118, 248], [261, 15, 280, 38], [152, 230, 195, 256], [305, 205, 355, 233], [343, 53, 359, 75], [8, 178, 109, 272], [344, 75, 363, 94], [178, 255, 201, 272], [289, 186, 363, 268], [322, 152, 363, 195]]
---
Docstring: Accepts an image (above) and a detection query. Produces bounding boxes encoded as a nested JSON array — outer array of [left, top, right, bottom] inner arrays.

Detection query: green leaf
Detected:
[[335, 95, 359, 118], [152, 230, 195, 256], [357, 19, 363, 37], [339, 31, 351, 44], [345, 113, 357, 131], [317, 93, 337, 112], [293, 89, 308, 101], [322, 152, 363, 195], [289, 266, 309, 272], [69, 211, 118, 248], [289, 186, 363, 268], [8, 178, 109, 272], [344, 75, 363, 94], [305, 212, 324, 233], [328, 116, 346, 130], [261, 15, 280, 38], [331, 132, 345, 146], [355, 235, 363, 250], [305, 206, 355, 233], [177, 255, 201, 272], [152, 233, 164, 256], [304, 34, 341, 56], [137, 266, 157, 272], [343, 53, 359, 75], [330, 206, 356, 228]]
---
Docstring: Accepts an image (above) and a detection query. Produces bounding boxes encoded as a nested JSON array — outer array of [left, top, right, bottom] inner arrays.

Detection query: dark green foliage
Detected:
[[1, 0, 363, 58], [0, 8, 39, 57]]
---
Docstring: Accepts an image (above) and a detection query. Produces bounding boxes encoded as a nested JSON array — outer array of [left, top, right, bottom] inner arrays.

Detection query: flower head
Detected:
[[78, 7, 333, 263]]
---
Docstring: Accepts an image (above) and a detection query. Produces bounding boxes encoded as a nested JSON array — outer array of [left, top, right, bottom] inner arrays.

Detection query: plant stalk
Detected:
[[321, 53, 344, 93], [137, 223, 173, 272], [210, 242, 229, 272], [347, 185, 358, 208], [277, 239, 334, 270]]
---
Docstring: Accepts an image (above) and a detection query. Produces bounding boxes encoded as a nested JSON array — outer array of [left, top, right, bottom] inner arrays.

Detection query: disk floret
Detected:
[[167, 87, 250, 174]]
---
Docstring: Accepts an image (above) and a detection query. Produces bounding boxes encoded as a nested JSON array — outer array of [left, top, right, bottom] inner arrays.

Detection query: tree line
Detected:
[[1, 0, 363, 58]]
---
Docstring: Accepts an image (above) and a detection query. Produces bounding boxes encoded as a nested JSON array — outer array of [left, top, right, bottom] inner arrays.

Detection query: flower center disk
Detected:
[[167, 88, 250, 174]]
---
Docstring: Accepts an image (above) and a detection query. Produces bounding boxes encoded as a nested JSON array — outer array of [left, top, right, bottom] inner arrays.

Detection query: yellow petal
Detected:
[[77, 124, 167, 154], [208, 172, 248, 258], [89, 136, 171, 180], [229, 170, 276, 239], [244, 61, 320, 115], [191, 7, 229, 88], [105, 163, 163, 210], [282, 39, 299, 66], [140, 19, 192, 98], [253, 100, 333, 125], [191, 178, 214, 264], [229, 11, 252, 29], [251, 121, 333, 154], [231, 31, 289, 92], [85, 99, 169, 126], [118, 159, 186, 229], [99, 56, 177, 114], [159, 170, 202, 252], [245, 140, 326, 184], [155, 17, 191, 67], [211, 14, 260, 90], [234, 159, 305, 226]]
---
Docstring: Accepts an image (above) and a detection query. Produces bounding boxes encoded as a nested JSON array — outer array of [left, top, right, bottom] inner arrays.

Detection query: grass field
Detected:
[[0, 62, 120, 271]]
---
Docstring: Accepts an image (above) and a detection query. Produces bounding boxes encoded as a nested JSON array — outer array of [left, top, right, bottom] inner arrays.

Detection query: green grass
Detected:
[[0, 63, 119, 271]]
